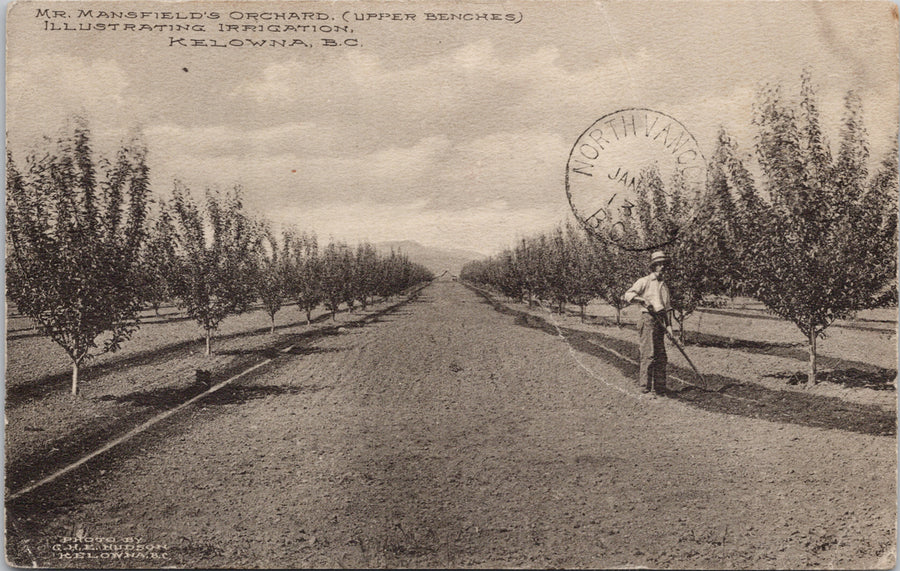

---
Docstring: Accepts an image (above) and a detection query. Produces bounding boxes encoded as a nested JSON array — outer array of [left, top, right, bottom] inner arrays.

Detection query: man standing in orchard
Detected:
[[623, 250, 675, 395]]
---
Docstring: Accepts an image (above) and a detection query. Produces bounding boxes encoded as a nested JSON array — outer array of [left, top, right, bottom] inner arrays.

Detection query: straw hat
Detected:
[[649, 250, 669, 267]]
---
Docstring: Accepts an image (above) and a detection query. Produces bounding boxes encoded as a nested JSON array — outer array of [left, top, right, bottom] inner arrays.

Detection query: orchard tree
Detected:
[[286, 230, 323, 324], [254, 225, 290, 334], [592, 218, 643, 326], [353, 242, 379, 310], [515, 238, 542, 307], [6, 120, 151, 395], [339, 244, 358, 312], [563, 223, 600, 322], [495, 249, 525, 302], [745, 75, 898, 383], [667, 228, 712, 340], [140, 202, 178, 316], [689, 130, 742, 300], [375, 249, 403, 301], [862, 139, 899, 307], [320, 241, 352, 320], [543, 229, 570, 313], [169, 183, 259, 355]]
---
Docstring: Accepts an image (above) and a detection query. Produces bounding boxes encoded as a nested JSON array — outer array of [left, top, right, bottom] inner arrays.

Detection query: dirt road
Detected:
[[7, 280, 896, 568]]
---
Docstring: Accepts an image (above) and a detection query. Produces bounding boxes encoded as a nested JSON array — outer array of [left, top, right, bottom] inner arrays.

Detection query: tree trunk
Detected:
[[305, 308, 312, 325], [809, 327, 817, 384], [615, 305, 621, 327], [205, 329, 212, 356], [71, 361, 79, 396], [270, 314, 276, 334], [580, 304, 586, 323]]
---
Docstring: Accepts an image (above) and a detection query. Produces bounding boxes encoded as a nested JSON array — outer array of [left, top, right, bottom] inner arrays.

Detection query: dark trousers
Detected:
[[639, 312, 667, 391]]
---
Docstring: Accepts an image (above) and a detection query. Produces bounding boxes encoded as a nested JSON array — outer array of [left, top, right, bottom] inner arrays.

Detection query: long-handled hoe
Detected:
[[648, 310, 707, 387]]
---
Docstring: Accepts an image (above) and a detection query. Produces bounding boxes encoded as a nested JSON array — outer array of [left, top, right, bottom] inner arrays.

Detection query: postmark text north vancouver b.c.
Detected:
[[566, 108, 706, 251]]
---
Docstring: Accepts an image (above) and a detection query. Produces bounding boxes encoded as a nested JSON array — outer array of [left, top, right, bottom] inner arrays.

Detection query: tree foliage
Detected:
[[6, 119, 151, 394], [254, 224, 291, 333], [319, 241, 354, 320], [140, 202, 178, 316], [284, 230, 323, 324], [741, 76, 897, 382], [314, 241, 433, 320], [169, 183, 259, 355], [463, 73, 897, 383]]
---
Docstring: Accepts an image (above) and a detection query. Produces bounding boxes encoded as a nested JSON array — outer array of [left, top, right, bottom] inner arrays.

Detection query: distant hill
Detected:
[[375, 240, 485, 277]]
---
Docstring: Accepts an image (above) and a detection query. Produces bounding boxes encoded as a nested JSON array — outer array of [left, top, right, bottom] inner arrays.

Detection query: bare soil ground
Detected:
[[6, 280, 897, 569], [6, 298, 413, 496]]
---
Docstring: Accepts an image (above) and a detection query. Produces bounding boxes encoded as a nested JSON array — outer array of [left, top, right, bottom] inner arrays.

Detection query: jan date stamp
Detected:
[[565, 108, 706, 250]]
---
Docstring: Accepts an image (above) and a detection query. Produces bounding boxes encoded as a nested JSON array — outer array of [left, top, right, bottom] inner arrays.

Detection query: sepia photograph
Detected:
[[4, 0, 899, 568]]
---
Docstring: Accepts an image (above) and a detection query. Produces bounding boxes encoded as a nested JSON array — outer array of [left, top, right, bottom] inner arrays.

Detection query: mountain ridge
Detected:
[[374, 240, 485, 276]]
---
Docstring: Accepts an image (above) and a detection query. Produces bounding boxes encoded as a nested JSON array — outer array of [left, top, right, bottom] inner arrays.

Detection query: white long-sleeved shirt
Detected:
[[624, 273, 671, 316]]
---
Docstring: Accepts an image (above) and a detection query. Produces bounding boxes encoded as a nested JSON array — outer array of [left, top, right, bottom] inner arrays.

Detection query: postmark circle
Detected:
[[565, 108, 706, 251]]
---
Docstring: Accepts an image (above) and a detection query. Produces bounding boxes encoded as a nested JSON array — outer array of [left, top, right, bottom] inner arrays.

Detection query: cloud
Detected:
[[9, 20, 896, 258], [433, 131, 570, 208], [142, 119, 573, 254], [146, 133, 453, 208], [7, 55, 131, 152], [146, 123, 569, 213], [145, 122, 325, 158], [267, 198, 570, 255], [228, 40, 644, 148]]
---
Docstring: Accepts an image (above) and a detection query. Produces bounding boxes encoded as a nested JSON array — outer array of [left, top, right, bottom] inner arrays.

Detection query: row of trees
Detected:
[[461, 223, 643, 326], [463, 73, 898, 383], [7, 118, 433, 395], [460, 216, 705, 334]]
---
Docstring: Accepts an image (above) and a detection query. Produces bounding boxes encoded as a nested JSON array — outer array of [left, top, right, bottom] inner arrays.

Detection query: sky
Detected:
[[6, 0, 899, 256]]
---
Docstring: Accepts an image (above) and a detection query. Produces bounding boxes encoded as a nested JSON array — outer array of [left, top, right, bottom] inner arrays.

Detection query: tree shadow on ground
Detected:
[[470, 286, 896, 438], [697, 307, 896, 334], [5, 287, 428, 496], [202, 383, 331, 406], [6, 306, 354, 405], [765, 368, 897, 391], [5, 302, 287, 340], [685, 331, 803, 350], [555, 303, 891, 380], [6, 328, 49, 341], [682, 331, 892, 376]]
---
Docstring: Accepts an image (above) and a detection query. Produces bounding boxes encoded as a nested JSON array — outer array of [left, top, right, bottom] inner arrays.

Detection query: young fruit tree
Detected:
[[631, 165, 707, 338], [587, 222, 643, 327], [254, 225, 290, 334], [140, 202, 178, 316], [6, 120, 151, 395], [562, 223, 600, 322], [375, 249, 409, 301], [543, 229, 571, 314], [744, 75, 898, 383], [352, 242, 379, 310], [320, 241, 353, 320], [169, 183, 260, 355], [694, 127, 766, 305], [285, 230, 323, 325]]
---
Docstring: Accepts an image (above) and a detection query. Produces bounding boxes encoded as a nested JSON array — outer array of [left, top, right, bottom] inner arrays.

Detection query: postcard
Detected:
[[6, 1, 898, 568]]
